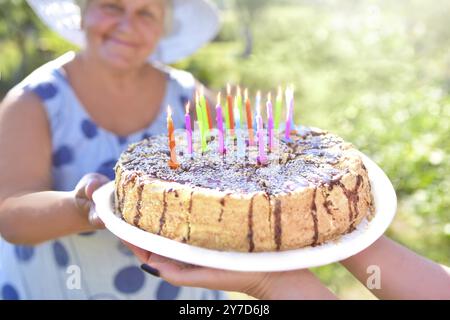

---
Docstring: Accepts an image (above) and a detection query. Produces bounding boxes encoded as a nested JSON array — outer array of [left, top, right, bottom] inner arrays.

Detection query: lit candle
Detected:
[[244, 89, 254, 146], [256, 102, 268, 165], [267, 93, 274, 152], [200, 86, 212, 131], [223, 85, 230, 130], [216, 92, 225, 155], [205, 99, 213, 131], [227, 84, 235, 134], [274, 86, 283, 130], [185, 102, 193, 155], [234, 104, 241, 130], [234, 104, 245, 159], [236, 86, 244, 128], [195, 91, 207, 152], [253, 91, 261, 132], [284, 86, 294, 141], [167, 106, 180, 169]]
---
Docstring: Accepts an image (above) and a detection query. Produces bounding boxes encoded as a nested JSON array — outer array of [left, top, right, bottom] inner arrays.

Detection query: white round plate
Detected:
[[93, 153, 397, 272]]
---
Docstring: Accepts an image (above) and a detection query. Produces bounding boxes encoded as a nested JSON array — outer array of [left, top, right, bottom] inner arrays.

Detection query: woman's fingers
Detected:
[[74, 173, 109, 200], [88, 204, 105, 229], [145, 253, 265, 293], [85, 173, 110, 200], [73, 173, 110, 229], [121, 240, 152, 263]]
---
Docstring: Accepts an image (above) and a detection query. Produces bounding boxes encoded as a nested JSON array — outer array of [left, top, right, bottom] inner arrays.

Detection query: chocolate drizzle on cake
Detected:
[[157, 190, 168, 235], [184, 191, 194, 243], [134, 181, 144, 227], [218, 193, 231, 222], [323, 197, 334, 216], [273, 199, 282, 251], [310, 188, 319, 246], [115, 173, 121, 213], [188, 191, 194, 213], [328, 174, 363, 231], [122, 172, 139, 213], [247, 195, 256, 252]]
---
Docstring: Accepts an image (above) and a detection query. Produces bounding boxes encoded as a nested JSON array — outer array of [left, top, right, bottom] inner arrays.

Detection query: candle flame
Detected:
[[167, 105, 172, 118], [237, 86, 241, 97], [256, 91, 261, 100], [266, 93, 272, 118], [277, 86, 282, 99], [244, 88, 249, 101], [234, 105, 240, 121], [217, 92, 221, 106], [285, 86, 294, 102], [227, 83, 231, 95], [185, 101, 190, 114]]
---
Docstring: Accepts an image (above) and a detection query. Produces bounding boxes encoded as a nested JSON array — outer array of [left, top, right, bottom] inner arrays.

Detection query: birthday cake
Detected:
[[114, 126, 375, 252]]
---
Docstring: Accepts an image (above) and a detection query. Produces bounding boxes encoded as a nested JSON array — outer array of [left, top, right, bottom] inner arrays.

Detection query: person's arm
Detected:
[[0, 91, 105, 245], [125, 242, 337, 300], [340, 235, 450, 299]]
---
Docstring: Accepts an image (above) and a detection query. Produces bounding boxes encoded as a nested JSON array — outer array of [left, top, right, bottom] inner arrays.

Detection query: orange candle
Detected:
[[167, 106, 180, 170], [227, 84, 235, 133], [205, 99, 213, 130], [244, 89, 254, 146], [200, 86, 213, 131]]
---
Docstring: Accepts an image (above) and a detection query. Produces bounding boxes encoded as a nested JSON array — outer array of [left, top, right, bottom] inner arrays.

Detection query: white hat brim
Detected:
[[26, 0, 221, 64]]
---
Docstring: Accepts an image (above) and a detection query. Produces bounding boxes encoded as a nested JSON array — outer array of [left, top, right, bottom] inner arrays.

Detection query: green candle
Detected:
[[224, 84, 231, 130], [274, 86, 283, 130], [196, 91, 207, 152], [223, 103, 230, 130], [199, 86, 207, 125]]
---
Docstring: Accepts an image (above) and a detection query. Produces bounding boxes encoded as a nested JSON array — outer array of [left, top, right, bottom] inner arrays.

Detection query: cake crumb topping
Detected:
[[117, 126, 353, 195]]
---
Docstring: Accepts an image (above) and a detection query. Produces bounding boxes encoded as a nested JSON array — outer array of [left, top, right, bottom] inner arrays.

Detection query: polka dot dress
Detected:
[[0, 52, 227, 300]]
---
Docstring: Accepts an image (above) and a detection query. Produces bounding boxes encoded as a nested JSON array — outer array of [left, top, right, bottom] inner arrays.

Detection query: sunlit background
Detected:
[[1, 0, 449, 299]]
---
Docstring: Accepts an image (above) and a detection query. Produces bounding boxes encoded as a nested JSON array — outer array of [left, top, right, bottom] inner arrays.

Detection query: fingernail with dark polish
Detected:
[[140, 264, 160, 277]]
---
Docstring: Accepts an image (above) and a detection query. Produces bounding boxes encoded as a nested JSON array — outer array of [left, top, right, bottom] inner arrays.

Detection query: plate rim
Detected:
[[93, 153, 397, 272]]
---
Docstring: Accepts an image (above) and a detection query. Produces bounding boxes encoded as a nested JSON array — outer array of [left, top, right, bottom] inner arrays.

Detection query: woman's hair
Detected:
[[76, 0, 173, 35]]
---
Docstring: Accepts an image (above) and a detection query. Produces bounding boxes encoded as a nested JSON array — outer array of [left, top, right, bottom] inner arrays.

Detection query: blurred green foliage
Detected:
[[0, 0, 449, 299]]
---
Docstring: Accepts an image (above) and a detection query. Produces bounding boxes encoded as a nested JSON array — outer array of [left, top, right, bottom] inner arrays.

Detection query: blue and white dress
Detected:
[[0, 52, 226, 300]]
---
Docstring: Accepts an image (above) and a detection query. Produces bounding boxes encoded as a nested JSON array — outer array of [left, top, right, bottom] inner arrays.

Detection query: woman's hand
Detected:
[[123, 241, 338, 300], [124, 241, 271, 298], [73, 173, 110, 230]]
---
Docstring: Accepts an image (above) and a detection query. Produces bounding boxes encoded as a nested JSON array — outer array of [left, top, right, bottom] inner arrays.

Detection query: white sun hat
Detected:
[[26, 0, 221, 64]]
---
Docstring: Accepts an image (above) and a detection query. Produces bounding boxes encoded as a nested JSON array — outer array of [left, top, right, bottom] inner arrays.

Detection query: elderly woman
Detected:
[[0, 0, 224, 300]]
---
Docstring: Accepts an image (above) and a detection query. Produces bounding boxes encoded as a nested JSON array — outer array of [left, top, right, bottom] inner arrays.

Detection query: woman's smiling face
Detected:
[[82, 0, 166, 70]]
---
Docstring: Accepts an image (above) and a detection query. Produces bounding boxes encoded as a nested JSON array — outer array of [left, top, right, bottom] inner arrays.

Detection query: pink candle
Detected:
[[285, 86, 294, 140], [216, 92, 225, 155], [266, 93, 274, 151], [256, 103, 267, 165], [185, 102, 193, 155]]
